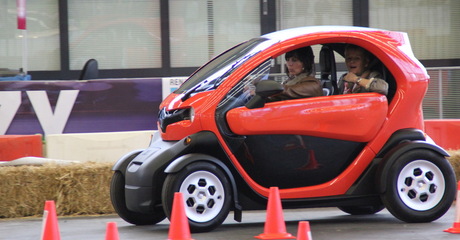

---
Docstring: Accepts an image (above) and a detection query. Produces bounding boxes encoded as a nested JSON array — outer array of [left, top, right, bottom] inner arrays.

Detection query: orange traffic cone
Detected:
[[444, 181, 460, 233], [255, 187, 295, 239], [40, 200, 61, 240], [167, 192, 194, 240], [105, 222, 120, 240], [297, 221, 313, 240]]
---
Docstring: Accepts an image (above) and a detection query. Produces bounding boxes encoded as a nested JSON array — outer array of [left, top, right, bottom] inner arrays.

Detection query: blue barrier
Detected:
[[0, 74, 31, 81]]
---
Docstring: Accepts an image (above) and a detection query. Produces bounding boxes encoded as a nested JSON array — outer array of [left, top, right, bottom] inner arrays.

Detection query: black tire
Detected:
[[381, 149, 456, 223], [110, 171, 166, 225], [162, 161, 232, 233], [338, 204, 385, 215]]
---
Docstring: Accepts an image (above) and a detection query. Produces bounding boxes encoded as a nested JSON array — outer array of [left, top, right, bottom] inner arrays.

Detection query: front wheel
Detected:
[[110, 171, 166, 225], [162, 161, 232, 233], [381, 149, 456, 223]]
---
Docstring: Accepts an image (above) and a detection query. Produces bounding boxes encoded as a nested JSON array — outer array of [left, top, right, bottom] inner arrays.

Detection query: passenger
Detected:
[[338, 44, 388, 95], [270, 46, 323, 101]]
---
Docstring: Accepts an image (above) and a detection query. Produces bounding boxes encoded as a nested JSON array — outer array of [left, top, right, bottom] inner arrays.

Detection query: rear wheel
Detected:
[[338, 204, 384, 215], [381, 149, 456, 222], [162, 161, 232, 233], [110, 171, 166, 225]]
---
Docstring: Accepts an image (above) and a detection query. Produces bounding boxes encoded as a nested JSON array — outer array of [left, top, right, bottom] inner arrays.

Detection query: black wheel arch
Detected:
[[376, 138, 450, 194], [164, 153, 243, 222], [112, 149, 144, 176], [344, 128, 449, 196], [375, 128, 449, 158], [110, 171, 166, 225]]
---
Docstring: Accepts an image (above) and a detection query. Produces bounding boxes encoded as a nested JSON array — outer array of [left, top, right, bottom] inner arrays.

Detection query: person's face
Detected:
[[345, 48, 368, 75], [285, 56, 304, 77]]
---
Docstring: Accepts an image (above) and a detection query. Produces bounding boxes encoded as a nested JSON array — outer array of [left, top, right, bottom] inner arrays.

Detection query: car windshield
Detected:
[[175, 37, 274, 98]]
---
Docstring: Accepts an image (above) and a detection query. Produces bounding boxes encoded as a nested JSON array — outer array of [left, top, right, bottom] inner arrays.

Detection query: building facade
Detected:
[[0, 0, 459, 80]]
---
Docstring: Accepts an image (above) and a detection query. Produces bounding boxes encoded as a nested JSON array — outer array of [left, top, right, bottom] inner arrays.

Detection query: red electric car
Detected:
[[110, 26, 456, 232]]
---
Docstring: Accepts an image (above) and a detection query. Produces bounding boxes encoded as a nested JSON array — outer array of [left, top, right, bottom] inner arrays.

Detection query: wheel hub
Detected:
[[179, 171, 226, 222], [416, 180, 426, 190], [397, 160, 445, 211], [197, 191, 206, 200]]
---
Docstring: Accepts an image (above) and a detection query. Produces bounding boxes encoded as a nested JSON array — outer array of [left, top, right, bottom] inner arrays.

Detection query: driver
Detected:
[[269, 46, 323, 101]]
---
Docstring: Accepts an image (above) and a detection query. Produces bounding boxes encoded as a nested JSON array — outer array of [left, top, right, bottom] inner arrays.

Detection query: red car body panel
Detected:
[[227, 93, 388, 142]]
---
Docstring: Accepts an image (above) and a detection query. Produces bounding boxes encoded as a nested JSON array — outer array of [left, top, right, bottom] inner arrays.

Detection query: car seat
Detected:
[[319, 46, 338, 95], [368, 57, 396, 102]]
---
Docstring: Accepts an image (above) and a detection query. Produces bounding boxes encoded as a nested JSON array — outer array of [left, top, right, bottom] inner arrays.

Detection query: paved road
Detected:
[[1, 207, 459, 240]]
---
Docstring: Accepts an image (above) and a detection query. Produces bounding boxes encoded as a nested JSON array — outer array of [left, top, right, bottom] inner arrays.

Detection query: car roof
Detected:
[[262, 26, 425, 76], [261, 25, 395, 42]]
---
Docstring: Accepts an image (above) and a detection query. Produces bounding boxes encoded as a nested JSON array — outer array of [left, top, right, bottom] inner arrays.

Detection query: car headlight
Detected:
[[158, 107, 194, 132]]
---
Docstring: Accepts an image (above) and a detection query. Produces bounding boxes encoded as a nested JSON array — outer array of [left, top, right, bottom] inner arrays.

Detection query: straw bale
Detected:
[[0, 162, 115, 218], [0, 151, 459, 219], [447, 150, 460, 181]]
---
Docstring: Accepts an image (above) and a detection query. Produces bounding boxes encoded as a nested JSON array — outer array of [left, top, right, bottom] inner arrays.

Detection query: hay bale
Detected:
[[0, 162, 115, 218], [1, 150, 460, 219], [448, 150, 460, 181]]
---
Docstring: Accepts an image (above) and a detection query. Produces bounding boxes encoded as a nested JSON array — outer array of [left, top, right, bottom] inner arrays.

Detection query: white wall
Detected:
[[45, 131, 155, 162]]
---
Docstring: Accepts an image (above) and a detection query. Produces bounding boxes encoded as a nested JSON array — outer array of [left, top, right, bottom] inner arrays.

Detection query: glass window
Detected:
[[278, 0, 353, 30], [68, 0, 161, 70], [169, 0, 261, 68], [177, 38, 272, 95], [217, 58, 277, 111], [0, 1, 59, 71], [369, 0, 460, 60]]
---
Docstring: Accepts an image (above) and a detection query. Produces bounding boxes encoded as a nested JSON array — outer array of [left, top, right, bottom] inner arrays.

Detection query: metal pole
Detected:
[[22, 29, 28, 74]]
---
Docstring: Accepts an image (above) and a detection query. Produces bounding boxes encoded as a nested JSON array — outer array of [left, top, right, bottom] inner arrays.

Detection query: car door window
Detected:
[[217, 58, 278, 109]]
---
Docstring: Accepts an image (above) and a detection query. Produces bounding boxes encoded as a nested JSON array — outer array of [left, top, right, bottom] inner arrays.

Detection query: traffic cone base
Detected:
[[255, 232, 295, 239], [254, 187, 295, 239], [444, 222, 460, 234]]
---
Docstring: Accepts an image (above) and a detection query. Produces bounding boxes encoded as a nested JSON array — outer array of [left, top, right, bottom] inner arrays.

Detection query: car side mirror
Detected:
[[245, 80, 283, 109]]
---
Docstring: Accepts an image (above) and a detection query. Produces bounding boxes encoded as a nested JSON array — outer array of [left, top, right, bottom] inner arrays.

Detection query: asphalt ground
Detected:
[[1, 206, 459, 240]]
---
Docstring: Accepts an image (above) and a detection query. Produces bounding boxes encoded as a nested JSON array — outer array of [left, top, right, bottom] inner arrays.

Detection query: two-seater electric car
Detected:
[[110, 26, 457, 233]]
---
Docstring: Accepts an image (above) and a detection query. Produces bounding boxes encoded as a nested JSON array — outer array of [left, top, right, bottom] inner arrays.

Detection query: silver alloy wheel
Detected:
[[396, 159, 445, 211], [179, 170, 226, 222]]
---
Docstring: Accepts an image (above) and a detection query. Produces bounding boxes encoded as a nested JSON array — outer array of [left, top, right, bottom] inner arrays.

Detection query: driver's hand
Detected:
[[245, 84, 256, 95], [344, 72, 358, 82]]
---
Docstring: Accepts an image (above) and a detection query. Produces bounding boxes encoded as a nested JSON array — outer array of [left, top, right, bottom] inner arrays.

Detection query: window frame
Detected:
[[24, 0, 459, 80]]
